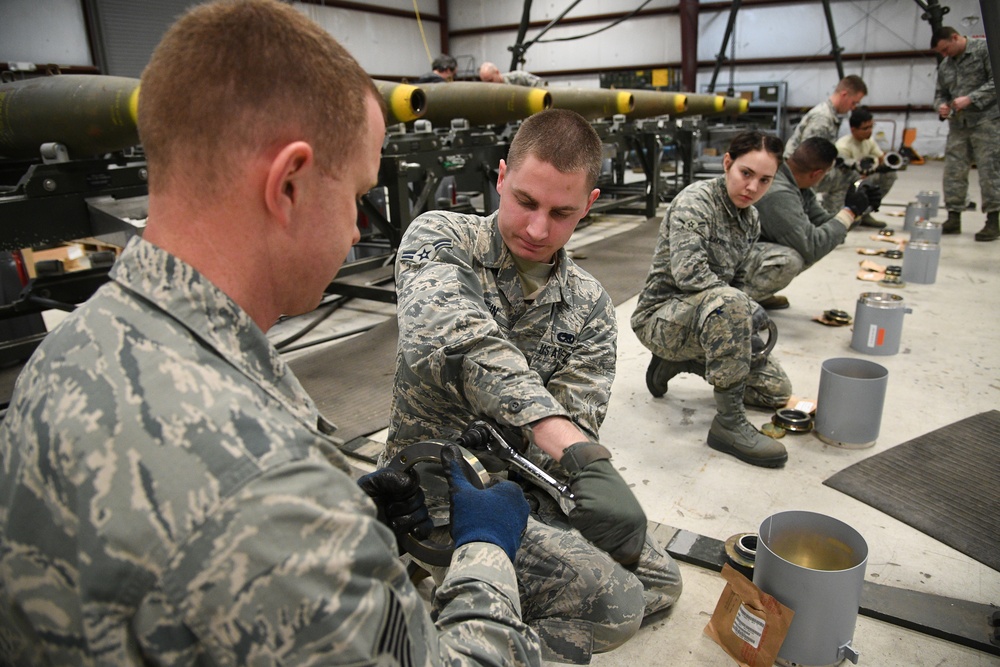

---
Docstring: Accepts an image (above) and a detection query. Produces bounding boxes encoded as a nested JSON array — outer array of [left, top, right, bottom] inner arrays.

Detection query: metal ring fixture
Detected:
[[823, 309, 852, 325], [385, 440, 490, 566], [724, 532, 758, 577], [883, 151, 905, 170], [885, 265, 902, 276], [883, 249, 903, 260], [751, 318, 778, 367], [772, 408, 813, 433]]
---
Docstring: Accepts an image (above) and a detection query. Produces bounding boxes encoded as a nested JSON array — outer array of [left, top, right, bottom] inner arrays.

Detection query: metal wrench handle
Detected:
[[461, 420, 575, 501]]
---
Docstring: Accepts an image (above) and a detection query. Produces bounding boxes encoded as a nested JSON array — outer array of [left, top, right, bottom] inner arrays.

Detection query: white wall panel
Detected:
[[296, 4, 441, 77], [451, 14, 680, 74], [450, 0, 678, 32], [0, 0, 91, 66]]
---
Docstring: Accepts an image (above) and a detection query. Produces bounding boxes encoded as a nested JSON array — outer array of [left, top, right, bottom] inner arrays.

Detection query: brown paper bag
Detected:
[[704, 564, 795, 667]]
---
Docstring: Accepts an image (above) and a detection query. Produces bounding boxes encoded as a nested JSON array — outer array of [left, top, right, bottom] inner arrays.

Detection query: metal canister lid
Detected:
[[909, 239, 939, 250], [859, 292, 906, 308], [913, 219, 940, 229]]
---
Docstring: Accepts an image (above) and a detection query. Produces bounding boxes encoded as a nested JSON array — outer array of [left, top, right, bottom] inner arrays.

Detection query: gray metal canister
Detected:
[[916, 189, 941, 218], [902, 239, 940, 284], [850, 292, 911, 355], [754, 511, 869, 666], [903, 201, 929, 231], [815, 357, 889, 447], [910, 219, 942, 243]]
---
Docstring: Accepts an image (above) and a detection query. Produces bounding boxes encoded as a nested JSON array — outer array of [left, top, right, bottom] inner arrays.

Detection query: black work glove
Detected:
[[561, 442, 646, 566], [441, 444, 529, 562], [859, 182, 882, 211], [844, 182, 872, 217], [358, 468, 434, 551]]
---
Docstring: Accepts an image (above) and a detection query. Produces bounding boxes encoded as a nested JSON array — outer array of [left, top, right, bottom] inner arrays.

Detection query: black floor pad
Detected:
[[823, 409, 1000, 572], [571, 217, 660, 305]]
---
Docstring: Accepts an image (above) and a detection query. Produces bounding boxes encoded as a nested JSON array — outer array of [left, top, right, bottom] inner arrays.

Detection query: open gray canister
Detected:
[[754, 510, 869, 667], [915, 189, 940, 218], [902, 239, 940, 285], [815, 357, 888, 447], [910, 219, 942, 244], [850, 292, 911, 356], [903, 201, 928, 231]]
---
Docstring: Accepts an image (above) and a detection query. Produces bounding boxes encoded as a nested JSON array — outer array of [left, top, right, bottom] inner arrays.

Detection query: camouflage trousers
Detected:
[[519, 488, 683, 663], [741, 242, 805, 302], [633, 284, 792, 407], [943, 117, 1000, 213], [413, 470, 682, 664], [822, 170, 898, 215]]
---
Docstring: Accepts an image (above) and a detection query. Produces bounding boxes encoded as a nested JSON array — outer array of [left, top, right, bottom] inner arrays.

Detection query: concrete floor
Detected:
[[587, 159, 1000, 667], [274, 158, 1000, 666]]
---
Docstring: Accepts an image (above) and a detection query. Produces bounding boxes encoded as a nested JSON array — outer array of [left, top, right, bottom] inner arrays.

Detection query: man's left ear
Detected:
[[265, 141, 314, 226], [584, 188, 601, 214]]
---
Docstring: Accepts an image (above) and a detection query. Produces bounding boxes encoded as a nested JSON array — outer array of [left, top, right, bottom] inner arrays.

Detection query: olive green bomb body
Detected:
[[0, 74, 140, 159], [418, 81, 551, 127]]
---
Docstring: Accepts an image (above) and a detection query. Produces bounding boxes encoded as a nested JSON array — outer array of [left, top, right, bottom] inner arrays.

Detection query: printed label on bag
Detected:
[[732, 603, 766, 649]]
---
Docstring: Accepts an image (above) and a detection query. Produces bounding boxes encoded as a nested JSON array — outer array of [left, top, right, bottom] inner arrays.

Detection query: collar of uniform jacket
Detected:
[[477, 210, 571, 306], [110, 236, 319, 426]]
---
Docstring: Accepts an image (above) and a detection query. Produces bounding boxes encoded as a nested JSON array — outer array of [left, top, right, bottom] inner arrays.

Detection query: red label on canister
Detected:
[[876, 328, 885, 346]]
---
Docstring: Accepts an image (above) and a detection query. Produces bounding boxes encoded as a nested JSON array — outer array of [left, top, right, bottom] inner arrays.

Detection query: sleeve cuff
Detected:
[[834, 209, 855, 230]]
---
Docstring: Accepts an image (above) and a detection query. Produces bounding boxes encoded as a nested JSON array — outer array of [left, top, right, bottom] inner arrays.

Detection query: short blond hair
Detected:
[[138, 0, 379, 196]]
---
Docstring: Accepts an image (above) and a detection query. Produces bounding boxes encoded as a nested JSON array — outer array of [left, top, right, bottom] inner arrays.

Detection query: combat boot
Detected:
[[645, 355, 704, 398], [707, 384, 787, 467], [974, 211, 999, 241], [859, 213, 887, 229], [942, 210, 962, 234]]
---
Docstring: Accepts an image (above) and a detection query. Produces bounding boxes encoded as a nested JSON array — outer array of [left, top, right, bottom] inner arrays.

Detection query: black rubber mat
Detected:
[[572, 217, 660, 305], [823, 410, 1000, 572]]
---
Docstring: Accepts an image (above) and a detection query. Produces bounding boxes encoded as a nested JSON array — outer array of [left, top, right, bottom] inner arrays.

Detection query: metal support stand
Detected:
[[708, 0, 844, 91]]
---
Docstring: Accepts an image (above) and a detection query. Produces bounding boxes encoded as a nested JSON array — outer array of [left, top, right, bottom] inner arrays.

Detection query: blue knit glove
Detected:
[[441, 444, 529, 561]]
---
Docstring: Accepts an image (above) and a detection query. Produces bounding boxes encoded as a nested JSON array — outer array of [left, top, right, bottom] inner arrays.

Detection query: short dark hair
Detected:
[[432, 55, 457, 72], [791, 137, 838, 172], [726, 130, 784, 164], [506, 109, 603, 188], [836, 74, 868, 96], [931, 26, 959, 48], [850, 106, 874, 128]]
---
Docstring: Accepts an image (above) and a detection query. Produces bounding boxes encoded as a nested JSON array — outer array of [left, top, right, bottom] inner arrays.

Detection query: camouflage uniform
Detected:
[[0, 237, 540, 667], [821, 133, 898, 215], [502, 70, 543, 87], [386, 210, 682, 664], [784, 98, 849, 199], [934, 36, 1000, 214], [783, 99, 844, 159], [749, 161, 851, 293], [631, 177, 792, 407]]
